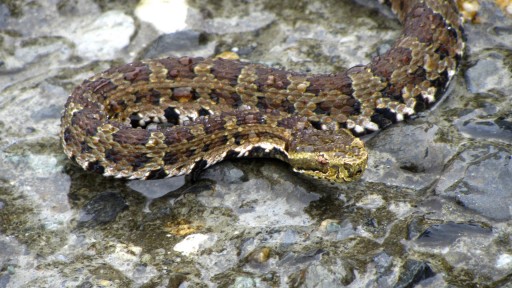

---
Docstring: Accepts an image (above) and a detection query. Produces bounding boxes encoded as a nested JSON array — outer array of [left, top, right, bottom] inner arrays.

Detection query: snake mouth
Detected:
[[288, 133, 368, 183], [291, 154, 368, 183]]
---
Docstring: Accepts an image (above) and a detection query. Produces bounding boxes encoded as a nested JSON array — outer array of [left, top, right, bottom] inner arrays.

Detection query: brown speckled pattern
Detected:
[[61, 0, 464, 181]]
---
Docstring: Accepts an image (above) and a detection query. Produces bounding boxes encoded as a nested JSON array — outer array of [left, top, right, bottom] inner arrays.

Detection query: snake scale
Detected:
[[61, 0, 464, 182]]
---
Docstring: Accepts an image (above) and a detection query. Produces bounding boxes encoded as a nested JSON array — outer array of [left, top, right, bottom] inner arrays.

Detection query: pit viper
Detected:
[[61, 0, 464, 182]]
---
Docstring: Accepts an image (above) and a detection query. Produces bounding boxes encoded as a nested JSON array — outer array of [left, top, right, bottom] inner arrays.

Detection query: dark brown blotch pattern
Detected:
[[60, 0, 464, 180]]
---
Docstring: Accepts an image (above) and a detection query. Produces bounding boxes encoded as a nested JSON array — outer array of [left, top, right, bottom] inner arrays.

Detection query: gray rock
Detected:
[[416, 222, 492, 246], [364, 124, 457, 190], [142, 30, 203, 59], [78, 192, 128, 227], [127, 176, 187, 199], [394, 260, 435, 288], [466, 54, 512, 95], [436, 145, 512, 220]]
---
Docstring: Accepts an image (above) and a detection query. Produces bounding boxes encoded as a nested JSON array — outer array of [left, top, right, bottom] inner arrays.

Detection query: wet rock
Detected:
[[0, 4, 9, 29], [31, 104, 62, 121], [70, 10, 135, 60], [300, 260, 356, 287], [283, 251, 355, 287], [77, 192, 128, 227], [280, 249, 324, 267], [199, 161, 248, 184], [0, 273, 11, 288], [76, 281, 94, 288], [394, 260, 435, 288], [0, 236, 26, 288], [436, 145, 512, 220], [466, 53, 512, 95], [230, 276, 265, 288], [454, 108, 512, 142], [142, 30, 203, 59], [2, 37, 72, 72], [127, 176, 187, 199], [364, 124, 457, 189], [457, 51, 512, 142], [102, 243, 158, 286], [472, 53, 512, 93], [167, 272, 188, 288], [416, 222, 492, 246], [186, 7, 275, 34], [197, 162, 318, 227], [464, 2, 512, 54], [374, 252, 393, 274]]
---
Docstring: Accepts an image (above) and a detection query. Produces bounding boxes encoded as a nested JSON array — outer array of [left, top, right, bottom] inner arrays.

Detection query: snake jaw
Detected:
[[288, 148, 368, 183], [286, 128, 368, 182]]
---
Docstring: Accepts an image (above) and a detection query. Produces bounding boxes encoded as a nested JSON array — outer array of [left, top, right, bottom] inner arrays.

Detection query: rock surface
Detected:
[[0, 0, 511, 287]]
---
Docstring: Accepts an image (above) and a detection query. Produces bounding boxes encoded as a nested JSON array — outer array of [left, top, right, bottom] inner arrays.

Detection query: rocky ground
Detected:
[[0, 0, 511, 287]]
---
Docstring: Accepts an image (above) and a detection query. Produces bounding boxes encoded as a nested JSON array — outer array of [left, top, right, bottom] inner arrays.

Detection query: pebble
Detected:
[[72, 10, 135, 60], [173, 233, 217, 256], [135, 0, 188, 33]]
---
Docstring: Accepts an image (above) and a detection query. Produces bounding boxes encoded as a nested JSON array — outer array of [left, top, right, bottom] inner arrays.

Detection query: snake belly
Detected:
[[60, 0, 464, 182]]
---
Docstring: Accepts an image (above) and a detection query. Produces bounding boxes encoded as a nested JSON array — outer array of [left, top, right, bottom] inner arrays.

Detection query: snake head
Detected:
[[287, 129, 368, 182]]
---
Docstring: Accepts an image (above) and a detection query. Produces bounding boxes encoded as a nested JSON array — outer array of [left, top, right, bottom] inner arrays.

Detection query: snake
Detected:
[[60, 0, 464, 182]]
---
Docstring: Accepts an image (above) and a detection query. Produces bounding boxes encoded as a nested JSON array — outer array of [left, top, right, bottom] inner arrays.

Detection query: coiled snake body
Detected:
[[61, 0, 464, 182]]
